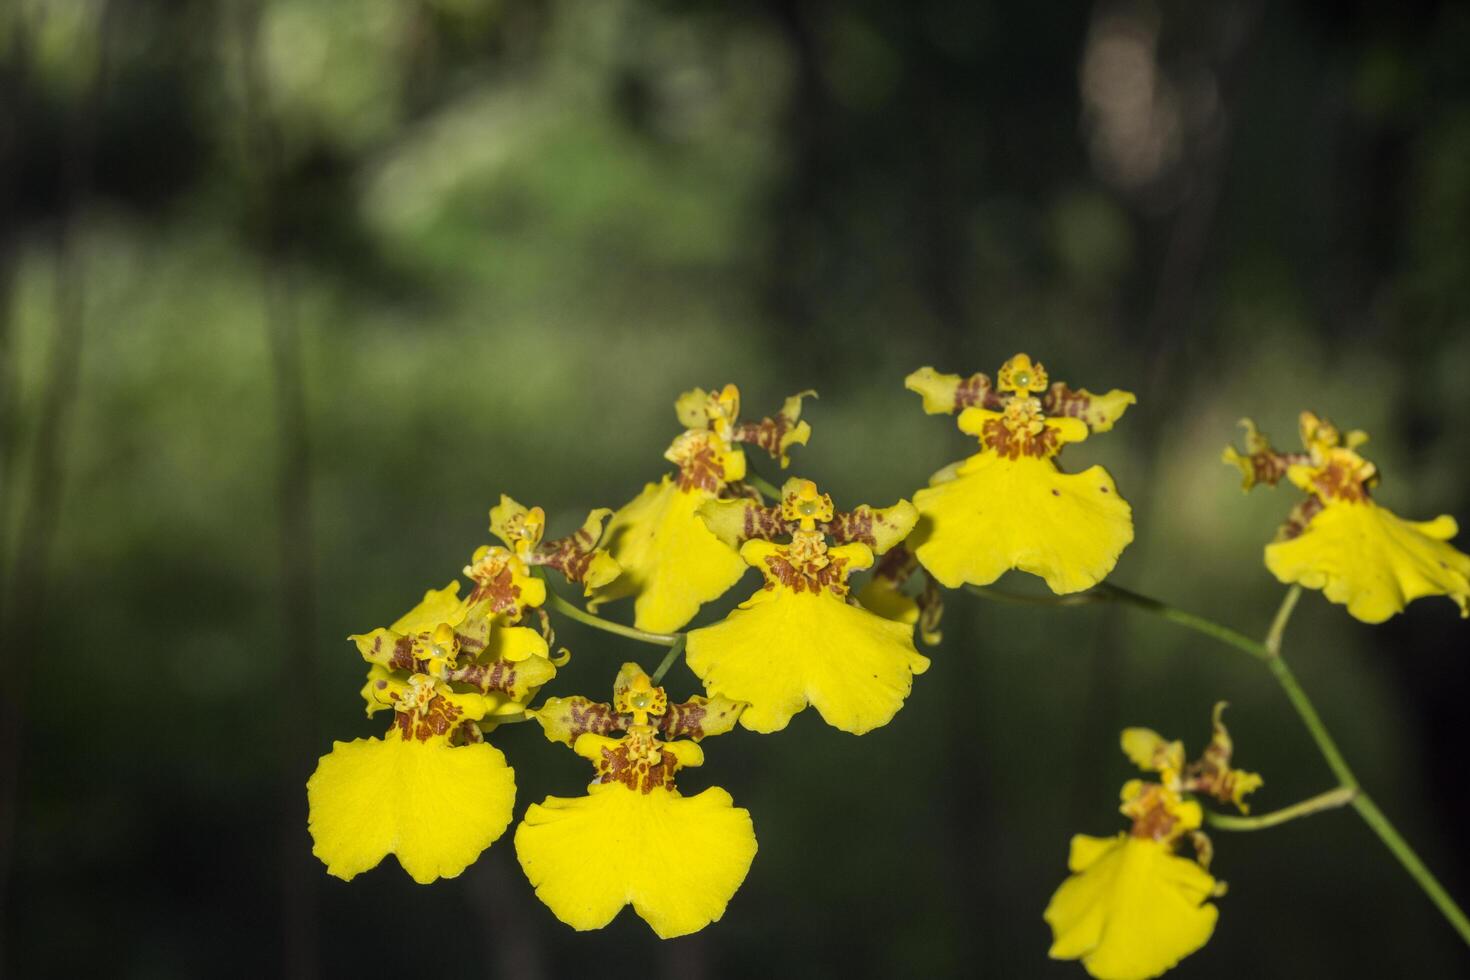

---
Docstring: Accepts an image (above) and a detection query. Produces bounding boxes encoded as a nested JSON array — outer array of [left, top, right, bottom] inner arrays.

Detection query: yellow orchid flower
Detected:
[[1046, 831, 1220, 980], [905, 354, 1136, 595], [587, 385, 815, 632], [1046, 706, 1261, 979], [307, 674, 515, 884], [309, 499, 621, 883], [1224, 412, 1470, 623], [515, 665, 756, 939], [685, 479, 930, 734]]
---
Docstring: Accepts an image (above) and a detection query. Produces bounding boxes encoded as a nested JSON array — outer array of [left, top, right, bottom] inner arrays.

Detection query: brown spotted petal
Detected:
[[659, 696, 745, 741], [699, 496, 917, 556], [1222, 419, 1309, 490], [448, 651, 557, 705], [822, 500, 918, 555], [1182, 702, 1263, 813], [905, 367, 1004, 414], [532, 695, 623, 746], [1040, 382, 1137, 433], [697, 497, 786, 549], [729, 390, 816, 467], [533, 508, 622, 593]]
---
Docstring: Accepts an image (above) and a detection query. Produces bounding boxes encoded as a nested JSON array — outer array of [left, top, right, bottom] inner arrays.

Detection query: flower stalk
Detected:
[[968, 580, 1470, 947], [543, 589, 681, 647], [1204, 786, 1356, 831]]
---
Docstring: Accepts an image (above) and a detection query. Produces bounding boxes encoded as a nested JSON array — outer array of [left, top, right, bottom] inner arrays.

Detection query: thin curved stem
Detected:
[[1264, 584, 1302, 656], [746, 473, 783, 502], [1095, 583, 1268, 662], [967, 579, 1470, 946], [1351, 793, 1470, 945], [1205, 786, 1356, 831], [542, 589, 681, 647], [650, 635, 687, 686]]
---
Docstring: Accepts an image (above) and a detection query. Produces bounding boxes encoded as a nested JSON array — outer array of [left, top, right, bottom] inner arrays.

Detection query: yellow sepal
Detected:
[[904, 367, 966, 414], [1120, 729, 1185, 775]]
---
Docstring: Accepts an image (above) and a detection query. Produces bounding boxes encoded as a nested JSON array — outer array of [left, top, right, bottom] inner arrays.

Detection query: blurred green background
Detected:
[[2, 0, 1468, 976]]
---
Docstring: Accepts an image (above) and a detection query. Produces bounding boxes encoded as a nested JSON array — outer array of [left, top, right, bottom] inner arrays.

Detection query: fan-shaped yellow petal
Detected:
[[1265, 501, 1470, 623], [911, 453, 1133, 594], [686, 589, 930, 735], [1045, 834, 1219, 980], [515, 782, 756, 939], [306, 734, 515, 884], [589, 476, 748, 632]]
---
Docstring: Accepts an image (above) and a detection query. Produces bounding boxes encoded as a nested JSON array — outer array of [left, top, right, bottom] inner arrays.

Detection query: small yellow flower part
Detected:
[[532, 662, 745, 747], [1045, 834, 1220, 980], [686, 480, 930, 734], [351, 580, 557, 717], [515, 668, 756, 939], [589, 386, 815, 632], [905, 356, 1135, 594], [1225, 413, 1470, 623], [307, 675, 515, 884], [1046, 706, 1263, 978], [1120, 728, 1185, 776]]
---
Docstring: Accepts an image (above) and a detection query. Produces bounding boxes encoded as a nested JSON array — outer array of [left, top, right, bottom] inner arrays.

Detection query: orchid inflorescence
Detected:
[[307, 355, 1470, 976]]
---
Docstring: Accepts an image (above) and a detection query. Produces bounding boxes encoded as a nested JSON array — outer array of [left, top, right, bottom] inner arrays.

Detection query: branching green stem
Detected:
[[967, 579, 1470, 946], [1205, 786, 1356, 831]]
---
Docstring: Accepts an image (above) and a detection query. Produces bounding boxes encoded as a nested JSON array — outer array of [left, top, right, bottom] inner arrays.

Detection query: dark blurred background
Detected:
[[2, 0, 1468, 976]]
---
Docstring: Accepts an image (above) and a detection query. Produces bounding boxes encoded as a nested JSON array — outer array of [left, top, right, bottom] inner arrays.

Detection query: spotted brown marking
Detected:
[[731, 414, 791, 460], [447, 660, 519, 697], [565, 698, 621, 739], [917, 571, 945, 643], [535, 519, 608, 585], [739, 503, 787, 541], [1238, 448, 1306, 488], [870, 543, 918, 587], [1310, 460, 1371, 503], [393, 695, 463, 742], [953, 372, 1003, 411], [596, 741, 680, 794], [763, 552, 851, 597], [719, 481, 763, 502], [675, 442, 726, 493], [980, 417, 1063, 459], [388, 635, 418, 672], [454, 719, 484, 745], [468, 565, 522, 614], [1125, 784, 1182, 842], [1277, 496, 1323, 541], [454, 622, 488, 657], [659, 700, 708, 740]]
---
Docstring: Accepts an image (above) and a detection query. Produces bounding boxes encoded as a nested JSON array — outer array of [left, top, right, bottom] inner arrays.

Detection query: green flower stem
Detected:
[[966, 580, 1470, 946], [746, 473, 784, 502], [650, 635, 688, 686], [1205, 786, 1356, 831], [1093, 583, 1268, 662], [542, 589, 681, 647]]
